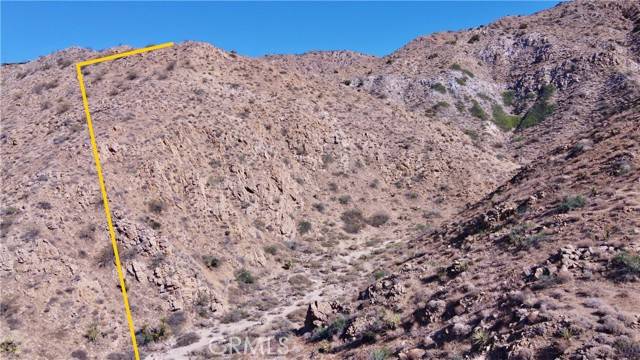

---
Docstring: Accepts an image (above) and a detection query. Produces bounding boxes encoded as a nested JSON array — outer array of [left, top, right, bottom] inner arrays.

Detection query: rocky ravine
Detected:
[[1, 1, 639, 359]]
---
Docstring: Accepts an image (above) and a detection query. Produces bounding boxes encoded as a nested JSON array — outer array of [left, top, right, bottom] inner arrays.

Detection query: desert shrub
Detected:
[[431, 82, 447, 94], [463, 129, 479, 141], [71, 349, 88, 360], [557, 195, 586, 213], [135, 320, 169, 346], [298, 220, 312, 234], [468, 34, 481, 43], [520, 84, 556, 129], [450, 63, 462, 71], [341, 209, 367, 234], [491, 104, 520, 131], [373, 269, 387, 280], [433, 101, 450, 111], [472, 329, 491, 348], [84, 323, 100, 342], [502, 90, 515, 106], [405, 191, 419, 200], [614, 338, 640, 358], [55, 102, 71, 115], [455, 77, 468, 86], [469, 100, 488, 120], [611, 251, 640, 281], [0, 340, 17, 354], [264, 245, 278, 255], [366, 213, 389, 227], [508, 227, 545, 251], [220, 309, 249, 323], [202, 255, 220, 269], [382, 310, 401, 329], [126, 71, 138, 81], [235, 269, 255, 284], [174, 332, 200, 348], [289, 274, 312, 288], [312, 203, 325, 213], [166, 311, 187, 333], [370, 347, 391, 360], [338, 195, 351, 205], [462, 69, 475, 78], [148, 199, 165, 214], [311, 316, 347, 341]]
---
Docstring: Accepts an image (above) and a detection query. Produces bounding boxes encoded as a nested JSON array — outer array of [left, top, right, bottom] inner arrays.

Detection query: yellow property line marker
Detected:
[[75, 42, 174, 360]]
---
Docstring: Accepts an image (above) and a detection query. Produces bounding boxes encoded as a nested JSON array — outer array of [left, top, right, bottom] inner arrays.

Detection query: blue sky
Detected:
[[1, 1, 559, 64]]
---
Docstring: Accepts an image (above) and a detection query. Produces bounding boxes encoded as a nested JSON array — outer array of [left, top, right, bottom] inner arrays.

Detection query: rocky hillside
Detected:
[[0, 1, 638, 359]]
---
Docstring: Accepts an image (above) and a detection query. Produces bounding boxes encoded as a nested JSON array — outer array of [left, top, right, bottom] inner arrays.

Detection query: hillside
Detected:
[[1, 1, 639, 359]]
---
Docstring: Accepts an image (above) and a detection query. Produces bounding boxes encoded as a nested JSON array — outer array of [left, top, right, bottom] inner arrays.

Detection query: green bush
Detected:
[[520, 84, 556, 129], [341, 209, 367, 234], [338, 195, 351, 205], [450, 63, 462, 71], [370, 347, 391, 360], [85, 323, 100, 342], [463, 129, 479, 141], [469, 100, 488, 120], [468, 34, 481, 43], [502, 90, 515, 106], [557, 195, 586, 213], [264, 245, 278, 255], [298, 220, 312, 234], [235, 269, 255, 284], [1, 340, 17, 354], [431, 83, 446, 94], [136, 320, 169, 346], [455, 77, 468, 86], [612, 251, 640, 277], [203, 255, 220, 269], [491, 104, 520, 131], [373, 269, 387, 280], [366, 213, 389, 227]]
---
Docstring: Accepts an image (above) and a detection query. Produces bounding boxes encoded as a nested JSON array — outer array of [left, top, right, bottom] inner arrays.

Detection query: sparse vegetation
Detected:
[[431, 82, 447, 94], [298, 220, 312, 234], [469, 100, 488, 120], [338, 195, 351, 205], [520, 83, 556, 129], [366, 212, 389, 227], [472, 328, 491, 348], [502, 90, 515, 106], [341, 209, 367, 234], [85, 323, 100, 342], [264, 245, 278, 255], [611, 251, 640, 281], [235, 269, 255, 284], [373, 269, 387, 280], [369, 347, 391, 360], [557, 195, 586, 213], [203, 255, 220, 269], [0, 340, 17, 354], [491, 104, 520, 131], [136, 319, 169, 346], [463, 128, 479, 141], [468, 34, 481, 43], [455, 77, 467, 86]]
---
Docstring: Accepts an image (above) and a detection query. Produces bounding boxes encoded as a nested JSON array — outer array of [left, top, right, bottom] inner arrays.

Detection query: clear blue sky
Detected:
[[1, 1, 559, 64]]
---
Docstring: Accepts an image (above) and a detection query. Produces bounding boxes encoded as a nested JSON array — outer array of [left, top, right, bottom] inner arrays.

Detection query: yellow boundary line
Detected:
[[75, 42, 174, 360]]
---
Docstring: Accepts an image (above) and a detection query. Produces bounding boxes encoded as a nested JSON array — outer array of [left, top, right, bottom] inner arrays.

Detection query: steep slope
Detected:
[[306, 104, 639, 359], [0, 42, 513, 359]]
